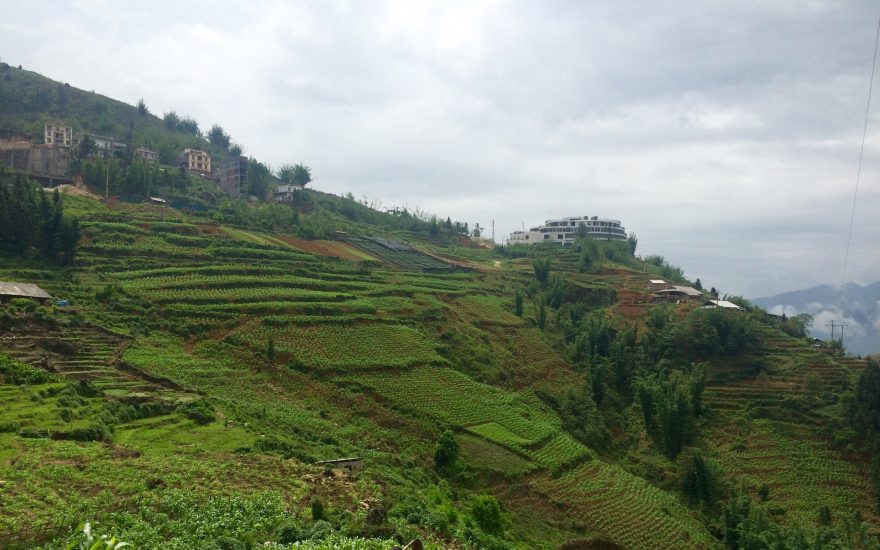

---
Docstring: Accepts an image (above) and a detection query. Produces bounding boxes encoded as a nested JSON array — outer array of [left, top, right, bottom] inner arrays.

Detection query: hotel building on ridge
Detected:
[[508, 215, 627, 246]]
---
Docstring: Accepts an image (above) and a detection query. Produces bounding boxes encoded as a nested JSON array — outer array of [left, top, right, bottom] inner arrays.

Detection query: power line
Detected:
[[841, 9, 880, 287]]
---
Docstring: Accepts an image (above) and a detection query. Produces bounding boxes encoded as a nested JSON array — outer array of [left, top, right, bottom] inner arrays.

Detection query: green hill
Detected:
[[1, 70, 879, 550]]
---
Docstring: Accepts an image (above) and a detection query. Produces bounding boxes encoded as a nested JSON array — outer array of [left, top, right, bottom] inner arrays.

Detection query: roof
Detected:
[[708, 299, 744, 310], [315, 457, 363, 464], [0, 282, 52, 299], [657, 285, 702, 297], [649, 279, 666, 284]]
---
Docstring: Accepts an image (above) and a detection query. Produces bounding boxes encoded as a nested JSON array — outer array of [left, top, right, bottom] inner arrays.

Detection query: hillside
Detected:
[[753, 282, 880, 356], [1, 71, 880, 550]]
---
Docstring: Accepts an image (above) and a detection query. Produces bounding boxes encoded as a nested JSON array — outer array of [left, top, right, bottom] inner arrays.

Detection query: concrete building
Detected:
[[44, 123, 73, 147], [215, 156, 248, 198], [134, 147, 159, 164], [508, 215, 628, 246], [0, 139, 70, 181], [274, 183, 304, 202], [78, 134, 127, 159], [178, 148, 211, 175]]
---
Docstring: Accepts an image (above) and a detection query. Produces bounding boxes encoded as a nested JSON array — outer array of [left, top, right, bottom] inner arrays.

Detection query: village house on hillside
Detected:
[[134, 147, 159, 163], [178, 148, 211, 175], [0, 282, 52, 304], [274, 183, 304, 202]]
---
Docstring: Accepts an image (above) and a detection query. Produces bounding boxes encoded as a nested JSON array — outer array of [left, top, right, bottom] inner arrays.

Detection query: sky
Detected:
[[1, 0, 879, 298]]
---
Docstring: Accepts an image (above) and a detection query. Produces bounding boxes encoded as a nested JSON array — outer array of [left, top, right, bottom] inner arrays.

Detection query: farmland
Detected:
[[0, 190, 878, 549]]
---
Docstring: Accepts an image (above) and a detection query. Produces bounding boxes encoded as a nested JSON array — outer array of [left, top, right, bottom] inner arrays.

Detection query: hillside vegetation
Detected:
[[1, 68, 879, 550]]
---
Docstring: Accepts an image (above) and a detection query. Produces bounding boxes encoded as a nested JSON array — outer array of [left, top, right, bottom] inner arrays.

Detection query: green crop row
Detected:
[[235, 324, 440, 369]]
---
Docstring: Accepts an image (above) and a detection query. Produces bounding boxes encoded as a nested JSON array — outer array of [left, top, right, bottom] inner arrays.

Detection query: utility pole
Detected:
[[491, 219, 495, 243], [839, 323, 849, 346], [826, 320, 837, 341], [104, 143, 110, 200]]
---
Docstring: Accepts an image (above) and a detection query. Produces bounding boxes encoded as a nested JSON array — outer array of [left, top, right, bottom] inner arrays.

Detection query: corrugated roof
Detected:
[[657, 286, 702, 297], [649, 279, 666, 284], [0, 282, 52, 299], [709, 299, 743, 310]]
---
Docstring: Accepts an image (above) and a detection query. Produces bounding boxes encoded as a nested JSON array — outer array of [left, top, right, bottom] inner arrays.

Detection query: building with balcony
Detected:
[[508, 215, 627, 246]]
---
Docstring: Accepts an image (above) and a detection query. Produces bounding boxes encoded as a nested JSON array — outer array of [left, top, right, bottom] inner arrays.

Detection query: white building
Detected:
[[274, 183, 304, 202], [44, 123, 73, 147], [508, 215, 627, 246]]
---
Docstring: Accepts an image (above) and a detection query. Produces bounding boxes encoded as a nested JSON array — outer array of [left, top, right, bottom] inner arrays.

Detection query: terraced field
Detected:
[[530, 461, 717, 549], [701, 325, 877, 530]]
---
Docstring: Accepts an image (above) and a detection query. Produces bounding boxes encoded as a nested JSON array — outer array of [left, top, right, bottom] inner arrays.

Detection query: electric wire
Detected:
[[841, 9, 880, 287]]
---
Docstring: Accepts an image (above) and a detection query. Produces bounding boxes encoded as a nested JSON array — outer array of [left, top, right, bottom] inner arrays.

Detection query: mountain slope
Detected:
[[753, 281, 880, 355]]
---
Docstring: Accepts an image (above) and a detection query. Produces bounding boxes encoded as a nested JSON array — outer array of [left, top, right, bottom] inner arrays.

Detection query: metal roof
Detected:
[[649, 279, 666, 284], [657, 285, 702, 297], [709, 299, 743, 310], [0, 282, 52, 299]]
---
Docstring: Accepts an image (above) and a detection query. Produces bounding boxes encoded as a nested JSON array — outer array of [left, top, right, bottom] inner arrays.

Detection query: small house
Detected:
[[648, 279, 668, 291], [0, 282, 53, 304], [274, 183, 304, 202], [654, 285, 703, 303]]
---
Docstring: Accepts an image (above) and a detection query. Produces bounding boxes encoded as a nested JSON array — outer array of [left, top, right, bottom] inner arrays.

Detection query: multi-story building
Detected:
[[178, 148, 211, 175], [134, 147, 159, 163], [508, 215, 627, 246], [215, 156, 248, 198], [44, 123, 73, 147]]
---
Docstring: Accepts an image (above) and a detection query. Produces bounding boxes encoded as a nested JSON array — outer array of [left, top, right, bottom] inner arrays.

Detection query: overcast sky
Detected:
[[2, 0, 878, 297]]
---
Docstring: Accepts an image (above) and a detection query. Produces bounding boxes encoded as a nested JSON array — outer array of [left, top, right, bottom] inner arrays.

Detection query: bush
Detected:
[[470, 495, 504, 535], [311, 498, 328, 521], [433, 430, 459, 472], [0, 353, 51, 385], [179, 399, 216, 425]]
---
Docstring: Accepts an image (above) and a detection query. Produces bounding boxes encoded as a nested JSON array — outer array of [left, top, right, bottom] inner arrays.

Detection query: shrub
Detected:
[[179, 399, 216, 425], [470, 494, 504, 535], [433, 430, 459, 472], [311, 498, 328, 521]]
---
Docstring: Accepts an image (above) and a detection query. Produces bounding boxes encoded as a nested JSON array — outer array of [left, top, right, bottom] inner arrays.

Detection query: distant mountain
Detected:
[[752, 281, 880, 356]]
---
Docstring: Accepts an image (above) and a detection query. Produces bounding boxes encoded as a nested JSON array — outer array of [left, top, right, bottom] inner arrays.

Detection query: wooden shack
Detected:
[[0, 282, 52, 304]]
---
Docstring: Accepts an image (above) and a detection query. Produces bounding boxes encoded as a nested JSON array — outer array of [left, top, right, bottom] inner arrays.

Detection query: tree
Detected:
[[471, 495, 504, 535], [207, 124, 231, 150], [163, 111, 180, 130], [514, 288, 524, 317], [433, 429, 459, 471], [532, 258, 551, 285], [292, 163, 312, 186], [694, 278, 703, 291], [229, 143, 243, 156], [136, 98, 148, 115], [277, 164, 296, 183], [278, 163, 312, 186]]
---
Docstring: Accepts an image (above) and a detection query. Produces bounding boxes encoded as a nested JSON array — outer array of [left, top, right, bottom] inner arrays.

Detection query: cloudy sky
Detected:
[[2, 0, 878, 297]]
